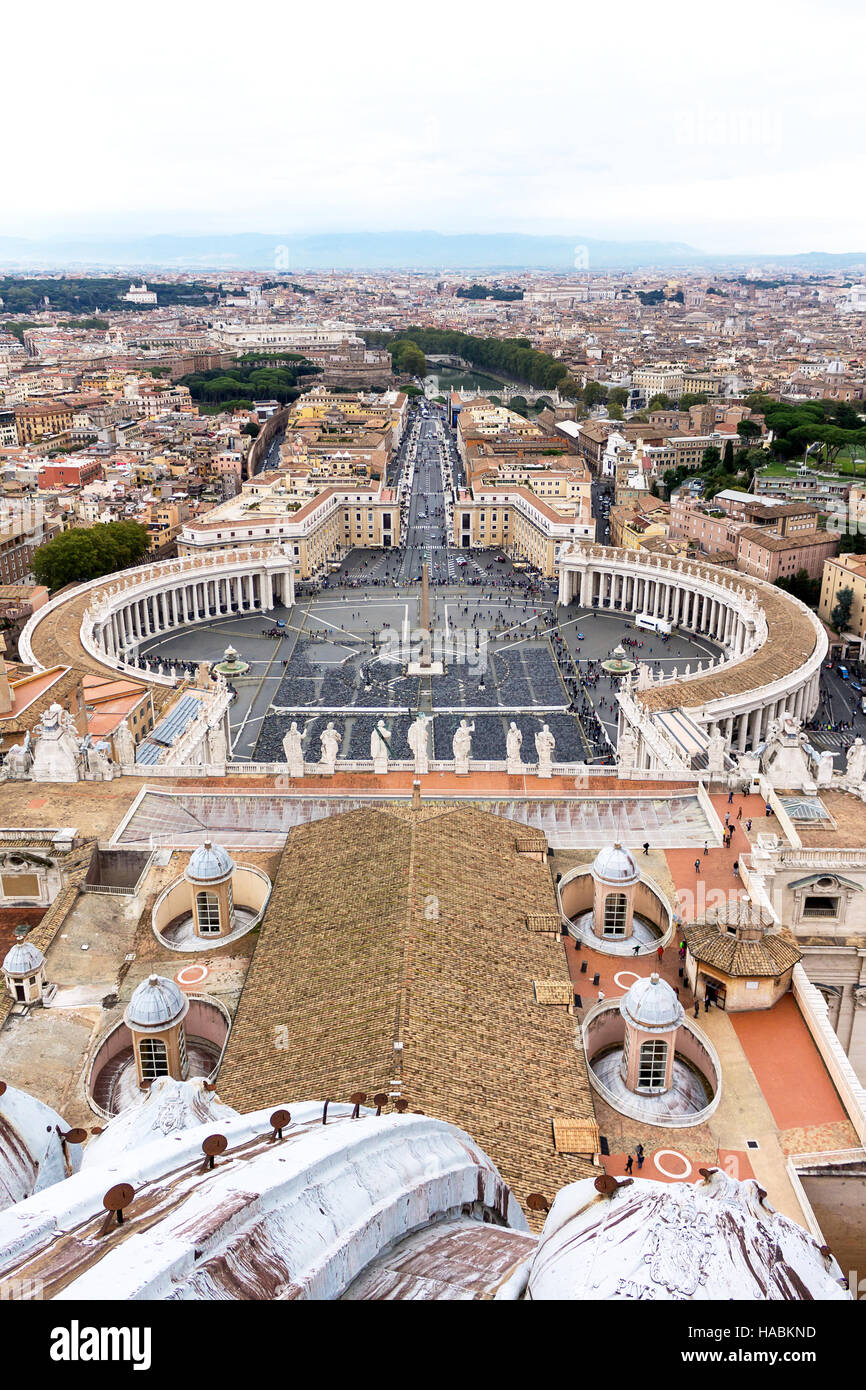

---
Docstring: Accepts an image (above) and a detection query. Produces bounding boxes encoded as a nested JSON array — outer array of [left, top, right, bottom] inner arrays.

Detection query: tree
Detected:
[[737, 419, 761, 442], [831, 586, 855, 633], [648, 393, 675, 411], [608, 387, 629, 408], [679, 392, 708, 409], [32, 520, 149, 592], [607, 402, 624, 421], [723, 440, 735, 470], [583, 381, 607, 408], [701, 446, 722, 468]]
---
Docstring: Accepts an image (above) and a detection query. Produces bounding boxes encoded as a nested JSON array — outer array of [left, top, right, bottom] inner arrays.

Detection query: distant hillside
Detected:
[[0, 231, 864, 274]]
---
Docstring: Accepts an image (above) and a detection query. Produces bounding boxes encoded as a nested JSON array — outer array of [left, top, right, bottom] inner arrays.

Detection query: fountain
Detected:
[[214, 644, 251, 677]]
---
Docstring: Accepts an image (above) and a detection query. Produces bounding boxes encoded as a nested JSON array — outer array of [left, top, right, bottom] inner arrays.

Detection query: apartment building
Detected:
[[177, 468, 400, 578], [14, 400, 74, 444], [819, 554, 866, 638], [0, 501, 61, 584]]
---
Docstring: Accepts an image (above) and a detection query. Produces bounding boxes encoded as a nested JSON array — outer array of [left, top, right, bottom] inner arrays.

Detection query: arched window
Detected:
[[603, 892, 628, 936], [637, 1038, 668, 1092], [138, 1037, 168, 1081], [196, 891, 221, 934]]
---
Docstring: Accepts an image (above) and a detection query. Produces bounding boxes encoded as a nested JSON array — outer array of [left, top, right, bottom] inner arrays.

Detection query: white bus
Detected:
[[635, 615, 671, 636]]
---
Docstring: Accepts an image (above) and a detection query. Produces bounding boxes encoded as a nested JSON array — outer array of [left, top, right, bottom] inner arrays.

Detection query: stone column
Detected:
[[737, 712, 749, 752]]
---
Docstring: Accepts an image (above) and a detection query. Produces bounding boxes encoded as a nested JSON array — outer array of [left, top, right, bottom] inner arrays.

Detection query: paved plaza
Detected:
[[139, 407, 738, 765]]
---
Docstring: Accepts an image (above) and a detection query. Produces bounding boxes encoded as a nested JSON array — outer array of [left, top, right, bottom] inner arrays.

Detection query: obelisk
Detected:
[[420, 561, 432, 669], [408, 559, 443, 674]]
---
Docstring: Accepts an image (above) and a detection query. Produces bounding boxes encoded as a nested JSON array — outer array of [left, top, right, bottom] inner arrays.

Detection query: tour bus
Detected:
[[635, 615, 672, 636], [839, 666, 849, 680]]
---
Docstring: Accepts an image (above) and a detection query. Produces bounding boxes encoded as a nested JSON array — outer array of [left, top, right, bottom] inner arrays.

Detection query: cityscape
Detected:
[[1, 0, 864, 1347]]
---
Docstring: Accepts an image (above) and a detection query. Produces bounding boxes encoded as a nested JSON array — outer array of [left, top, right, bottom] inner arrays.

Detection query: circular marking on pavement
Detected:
[[652, 1149, 692, 1180], [613, 970, 644, 990], [176, 963, 209, 987]]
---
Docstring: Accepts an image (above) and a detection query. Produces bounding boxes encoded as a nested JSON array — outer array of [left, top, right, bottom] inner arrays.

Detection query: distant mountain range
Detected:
[[1, 231, 865, 274]]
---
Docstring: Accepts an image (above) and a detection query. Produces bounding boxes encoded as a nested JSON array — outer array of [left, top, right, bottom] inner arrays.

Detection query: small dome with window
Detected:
[[125, 974, 189, 1032], [592, 844, 640, 885], [186, 840, 235, 885], [620, 972, 684, 1032], [2, 942, 45, 977]]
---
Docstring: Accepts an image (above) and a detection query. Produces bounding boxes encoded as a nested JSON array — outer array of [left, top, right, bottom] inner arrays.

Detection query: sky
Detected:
[[5, 0, 864, 255]]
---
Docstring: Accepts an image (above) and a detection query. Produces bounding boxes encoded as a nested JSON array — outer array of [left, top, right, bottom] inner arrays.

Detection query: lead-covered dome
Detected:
[[592, 843, 639, 884], [124, 974, 189, 1031], [2, 942, 45, 977], [620, 972, 684, 1031], [185, 839, 234, 884]]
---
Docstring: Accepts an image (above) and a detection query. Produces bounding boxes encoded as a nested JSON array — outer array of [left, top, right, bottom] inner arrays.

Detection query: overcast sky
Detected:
[[6, 0, 863, 254]]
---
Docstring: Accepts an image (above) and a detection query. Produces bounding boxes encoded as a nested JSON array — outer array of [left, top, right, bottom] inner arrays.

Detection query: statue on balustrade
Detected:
[[282, 721, 305, 776], [452, 718, 474, 774], [320, 721, 342, 773]]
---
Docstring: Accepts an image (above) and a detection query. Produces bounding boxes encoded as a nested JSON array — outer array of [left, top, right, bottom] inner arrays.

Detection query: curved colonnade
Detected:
[[558, 543, 827, 756], [19, 546, 296, 687]]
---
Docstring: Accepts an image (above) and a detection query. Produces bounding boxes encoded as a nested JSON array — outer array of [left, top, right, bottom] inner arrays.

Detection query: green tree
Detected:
[[737, 419, 761, 442], [608, 387, 629, 408], [242, 421, 260, 439], [32, 521, 149, 592], [701, 446, 722, 468], [723, 440, 735, 470], [607, 402, 624, 421], [648, 393, 675, 411], [679, 392, 708, 409], [831, 586, 855, 633], [583, 381, 607, 408]]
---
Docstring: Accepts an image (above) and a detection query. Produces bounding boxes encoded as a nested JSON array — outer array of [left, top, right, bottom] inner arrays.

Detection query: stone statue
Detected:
[[85, 741, 114, 780], [282, 721, 304, 776], [816, 749, 835, 787], [30, 703, 83, 784], [371, 718, 391, 774], [845, 738, 866, 790], [706, 728, 726, 776], [617, 723, 637, 774], [535, 723, 556, 778], [114, 718, 136, 769], [208, 722, 228, 767], [320, 721, 341, 773], [452, 718, 474, 774], [506, 721, 523, 774], [195, 661, 211, 690], [3, 734, 32, 780], [407, 712, 431, 775]]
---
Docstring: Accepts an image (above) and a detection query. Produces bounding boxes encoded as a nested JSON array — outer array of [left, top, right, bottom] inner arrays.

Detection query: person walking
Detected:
[[636, 1146, 645, 1170], [724, 812, 730, 828], [625, 1154, 634, 1174], [746, 819, 752, 832], [598, 989, 606, 1003], [728, 790, 734, 805], [694, 999, 700, 1018], [633, 943, 641, 957], [657, 945, 664, 965], [733, 861, 739, 878], [703, 841, 709, 856], [704, 994, 711, 1012], [643, 841, 650, 856], [737, 806, 743, 821], [694, 858, 701, 874]]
